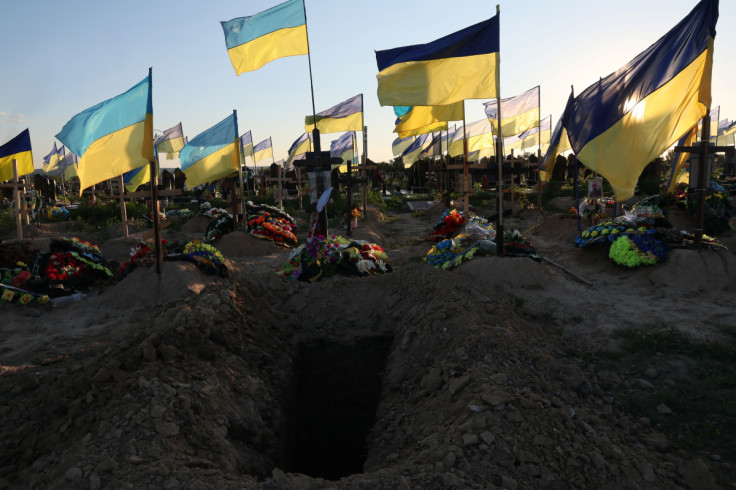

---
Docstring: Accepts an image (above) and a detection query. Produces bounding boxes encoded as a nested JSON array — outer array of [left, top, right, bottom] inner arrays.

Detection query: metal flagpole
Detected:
[[303, 0, 321, 152], [494, 4, 504, 256]]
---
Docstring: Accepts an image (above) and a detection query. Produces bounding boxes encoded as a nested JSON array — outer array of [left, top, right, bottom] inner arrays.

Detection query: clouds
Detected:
[[0, 112, 27, 123]]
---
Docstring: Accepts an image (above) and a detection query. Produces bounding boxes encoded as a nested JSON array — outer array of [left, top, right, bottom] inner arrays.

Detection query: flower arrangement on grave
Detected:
[[42, 238, 113, 283], [202, 207, 230, 219], [143, 211, 167, 223], [182, 240, 227, 275], [276, 235, 391, 281], [609, 234, 665, 267], [340, 240, 392, 276], [575, 222, 649, 248], [47, 206, 70, 220], [204, 212, 234, 243], [424, 233, 479, 270], [166, 208, 194, 219], [503, 229, 537, 257], [248, 213, 298, 246], [0, 283, 49, 306], [430, 209, 465, 240], [569, 206, 580, 219], [119, 241, 157, 276]]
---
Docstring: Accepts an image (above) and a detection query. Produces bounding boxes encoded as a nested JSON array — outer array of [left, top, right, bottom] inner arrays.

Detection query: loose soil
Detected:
[[1, 200, 735, 489]]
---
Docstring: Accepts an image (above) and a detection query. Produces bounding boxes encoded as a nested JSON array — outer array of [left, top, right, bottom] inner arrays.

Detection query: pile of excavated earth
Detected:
[[1, 198, 735, 489]]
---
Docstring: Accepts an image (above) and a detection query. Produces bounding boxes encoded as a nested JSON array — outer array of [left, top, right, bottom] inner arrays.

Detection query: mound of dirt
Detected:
[[214, 231, 293, 258], [1, 206, 734, 489]]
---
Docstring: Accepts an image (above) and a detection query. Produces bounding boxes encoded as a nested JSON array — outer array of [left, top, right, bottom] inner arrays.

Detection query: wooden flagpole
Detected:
[[233, 110, 246, 228], [118, 175, 129, 238], [12, 160, 22, 241]]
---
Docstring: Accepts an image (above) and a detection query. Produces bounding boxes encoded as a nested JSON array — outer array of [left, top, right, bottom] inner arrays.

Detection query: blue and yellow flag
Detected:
[[42, 142, 62, 173], [561, 0, 718, 200], [397, 120, 448, 139], [180, 113, 239, 189], [47, 150, 79, 178], [376, 15, 499, 106], [394, 102, 463, 137], [504, 116, 552, 153], [305, 94, 363, 134], [392, 135, 415, 157], [253, 137, 274, 164], [0, 129, 34, 183], [221, 0, 308, 75], [330, 131, 356, 171], [484, 86, 540, 137], [56, 72, 154, 193], [240, 131, 254, 157], [123, 164, 151, 192], [448, 118, 494, 158], [156, 123, 185, 159], [401, 132, 434, 167], [540, 92, 574, 180], [286, 132, 312, 164]]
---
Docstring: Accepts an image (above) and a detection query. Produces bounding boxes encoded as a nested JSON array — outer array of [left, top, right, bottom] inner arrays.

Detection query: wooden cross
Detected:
[[266, 166, 303, 210], [338, 163, 367, 237], [0, 160, 31, 240], [674, 140, 732, 249]]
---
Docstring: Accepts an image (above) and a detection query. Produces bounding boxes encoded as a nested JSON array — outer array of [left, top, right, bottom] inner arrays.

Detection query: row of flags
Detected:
[[1, 0, 725, 204]]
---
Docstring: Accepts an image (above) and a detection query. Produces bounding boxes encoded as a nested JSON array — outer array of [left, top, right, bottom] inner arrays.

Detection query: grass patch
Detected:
[[600, 325, 736, 468]]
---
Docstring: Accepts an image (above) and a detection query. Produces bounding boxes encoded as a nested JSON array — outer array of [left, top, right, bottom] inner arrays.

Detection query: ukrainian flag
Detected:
[[392, 135, 415, 157], [376, 15, 499, 107], [123, 164, 151, 192], [330, 131, 356, 171], [253, 137, 274, 164], [401, 132, 434, 167], [305, 94, 364, 134], [221, 0, 308, 75], [286, 132, 312, 164], [0, 129, 34, 183], [540, 92, 574, 181], [397, 121, 448, 139], [563, 0, 718, 200], [42, 142, 62, 173], [520, 116, 552, 152], [448, 118, 494, 158], [504, 116, 552, 153], [484, 86, 540, 137], [58, 151, 79, 178], [56, 72, 154, 193], [180, 113, 239, 189], [240, 131, 254, 158], [156, 123, 185, 159], [394, 102, 463, 137]]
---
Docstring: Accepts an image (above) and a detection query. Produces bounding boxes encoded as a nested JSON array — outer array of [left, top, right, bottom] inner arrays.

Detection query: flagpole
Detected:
[[461, 103, 469, 217], [494, 4, 504, 257], [233, 110, 247, 229], [302, 0, 321, 152]]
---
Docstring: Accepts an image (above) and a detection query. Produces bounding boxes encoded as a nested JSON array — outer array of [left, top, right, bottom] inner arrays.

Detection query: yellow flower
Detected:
[[19, 294, 32, 305], [38, 295, 50, 304], [2, 290, 15, 302]]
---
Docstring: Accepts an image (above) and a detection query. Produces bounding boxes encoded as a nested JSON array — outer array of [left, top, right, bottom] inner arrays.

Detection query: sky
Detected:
[[1, 0, 734, 171]]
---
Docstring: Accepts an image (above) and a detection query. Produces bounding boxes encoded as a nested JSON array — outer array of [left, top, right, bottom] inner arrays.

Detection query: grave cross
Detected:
[[0, 160, 31, 240], [294, 151, 342, 237], [338, 162, 367, 237], [674, 138, 733, 250]]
